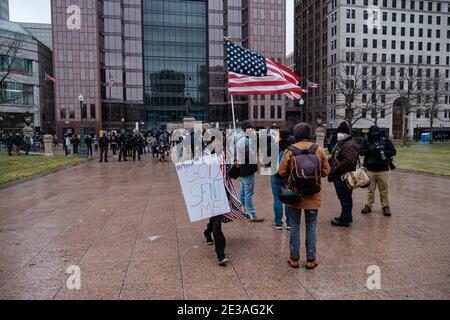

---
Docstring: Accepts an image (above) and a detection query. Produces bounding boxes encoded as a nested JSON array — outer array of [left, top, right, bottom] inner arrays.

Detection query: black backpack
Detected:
[[287, 144, 321, 195]]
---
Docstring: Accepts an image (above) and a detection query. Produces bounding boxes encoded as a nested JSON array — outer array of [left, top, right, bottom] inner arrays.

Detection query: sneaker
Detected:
[[287, 257, 300, 268], [331, 217, 351, 227], [272, 223, 282, 230], [217, 257, 229, 266], [203, 232, 214, 245], [305, 260, 319, 270], [382, 207, 392, 217], [361, 205, 372, 214], [286, 225, 291, 230]]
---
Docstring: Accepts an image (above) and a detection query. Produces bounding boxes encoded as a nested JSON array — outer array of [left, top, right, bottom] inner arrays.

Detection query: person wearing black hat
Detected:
[[360, 125, 396, 216], [328, 121, 360, 227], [235, 120, 264, 222]]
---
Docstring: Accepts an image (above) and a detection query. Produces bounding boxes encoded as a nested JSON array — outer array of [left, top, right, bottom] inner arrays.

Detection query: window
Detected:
[[260, 105, 265, 119], [277, 106, 282, 119], [253, 106, 258, 119], [270, 106, 275, 119], [69, 105, 75, 119], [88, 104, 95, 119], [82, 104, 87, 119], [60, 106, 66, 119]]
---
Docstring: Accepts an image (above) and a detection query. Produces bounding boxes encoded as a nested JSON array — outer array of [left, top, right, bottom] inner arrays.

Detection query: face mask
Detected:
[[337, 133, 346, 141]]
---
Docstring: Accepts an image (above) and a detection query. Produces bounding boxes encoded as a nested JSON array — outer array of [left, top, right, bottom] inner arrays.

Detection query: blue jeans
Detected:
[[334, 180, 353, 223], [287, 207, 318, 261], [270, 175, 290, 227], [239, 174, 256, 218]]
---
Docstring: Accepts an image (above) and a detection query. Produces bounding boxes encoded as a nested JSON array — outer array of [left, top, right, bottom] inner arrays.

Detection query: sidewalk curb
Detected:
[[0, 160, 87, 191]]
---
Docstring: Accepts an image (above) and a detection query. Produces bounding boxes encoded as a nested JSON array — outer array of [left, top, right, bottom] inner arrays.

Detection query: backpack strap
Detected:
[[287, 144, 319, 156]]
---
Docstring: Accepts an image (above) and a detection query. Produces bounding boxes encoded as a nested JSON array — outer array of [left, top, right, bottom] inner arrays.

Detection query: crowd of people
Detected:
[[61, 129, 172, 162], [203, 119, 397, 268], [0, 132, 45, 156], [2, 120, 398, 270]]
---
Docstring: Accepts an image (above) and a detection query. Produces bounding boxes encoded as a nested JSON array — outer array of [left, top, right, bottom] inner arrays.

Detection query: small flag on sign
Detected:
[[307, 80, 319, 89], [44, 73, 55, 82]]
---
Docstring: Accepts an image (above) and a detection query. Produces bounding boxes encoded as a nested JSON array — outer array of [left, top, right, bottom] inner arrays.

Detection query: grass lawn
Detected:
[[394, 144, 450, 176], [0, 153, 85, 185]]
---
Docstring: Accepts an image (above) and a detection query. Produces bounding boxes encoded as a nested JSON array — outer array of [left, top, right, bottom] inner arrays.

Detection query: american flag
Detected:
[[44, 72, 55, 82], [226, 42, 305, 99], [307, 80, 319, 89]]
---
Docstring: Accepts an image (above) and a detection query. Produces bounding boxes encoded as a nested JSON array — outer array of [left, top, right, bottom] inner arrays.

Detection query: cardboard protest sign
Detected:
[[175, 154, 231, 222]]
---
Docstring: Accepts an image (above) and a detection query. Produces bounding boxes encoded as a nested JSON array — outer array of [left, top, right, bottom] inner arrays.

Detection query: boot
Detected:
[[361, 205, 372, 214], [382, 207, 392, 217]]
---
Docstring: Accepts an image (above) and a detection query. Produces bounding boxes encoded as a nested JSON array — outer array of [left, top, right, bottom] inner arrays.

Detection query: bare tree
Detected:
[[330, 52, 394, 130], [395, 67, 422, 145], [0, 34, 24, 105], [331, 52, 366, 130], [361, 72, 394, 126], [420, 79, 448, 144]]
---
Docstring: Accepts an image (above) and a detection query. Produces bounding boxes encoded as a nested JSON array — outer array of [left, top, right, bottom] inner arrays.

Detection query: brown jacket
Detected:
[[278, 141, 331, 210]]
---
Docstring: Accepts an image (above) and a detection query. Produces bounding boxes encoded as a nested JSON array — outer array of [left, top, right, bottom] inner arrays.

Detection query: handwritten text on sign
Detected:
[[176, 155, 230, 222]]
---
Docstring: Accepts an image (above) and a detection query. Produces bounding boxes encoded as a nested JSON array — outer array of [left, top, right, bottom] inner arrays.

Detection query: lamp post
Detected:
[[121, 118, 125, 132], [78, 94, 87, 156], [299, 98, 305, 122]]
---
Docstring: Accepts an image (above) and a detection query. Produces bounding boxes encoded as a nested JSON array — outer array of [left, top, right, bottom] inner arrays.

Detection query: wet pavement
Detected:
[[0, 153, 449, 300]]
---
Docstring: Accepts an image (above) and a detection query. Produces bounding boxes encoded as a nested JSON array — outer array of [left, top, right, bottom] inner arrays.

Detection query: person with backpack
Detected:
[[328, 121, 360, 227], [360, 125, 396, 217], [278, 123, 330, 269], [235, 120, 264, 222], [271, 129, 292, 230]]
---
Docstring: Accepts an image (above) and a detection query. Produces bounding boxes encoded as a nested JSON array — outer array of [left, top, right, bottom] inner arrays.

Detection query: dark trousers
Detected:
[[73, 144, 79, 154], [118, 146, 127, 161], [133, 146, 141, 161], [111, 144, 117, 155], [86, 145, 93, 157], [24, 143, 30, 155], [334, 180, 353, 223], [205, 215, 226, 260], [100, 147, 108, 162], [7, 145, 12, 156]]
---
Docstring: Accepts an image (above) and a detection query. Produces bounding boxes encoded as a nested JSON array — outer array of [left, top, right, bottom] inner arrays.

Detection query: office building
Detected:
[[0, 19, 54, 133]]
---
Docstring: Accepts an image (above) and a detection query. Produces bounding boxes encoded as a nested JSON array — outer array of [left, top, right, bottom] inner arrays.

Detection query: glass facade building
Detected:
[[143, 0, 208, 124]]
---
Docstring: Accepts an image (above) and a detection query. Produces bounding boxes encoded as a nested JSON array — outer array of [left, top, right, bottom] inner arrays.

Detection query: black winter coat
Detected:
[[328, 136, 360, 181], [360, 137, 396, 171]]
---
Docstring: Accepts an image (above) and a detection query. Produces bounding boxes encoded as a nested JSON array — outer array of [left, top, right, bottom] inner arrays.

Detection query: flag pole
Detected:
[[230, 94, 237, 135]]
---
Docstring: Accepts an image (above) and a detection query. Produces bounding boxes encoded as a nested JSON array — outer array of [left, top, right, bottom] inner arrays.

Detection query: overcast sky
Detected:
[[9, 0, 294, 54]]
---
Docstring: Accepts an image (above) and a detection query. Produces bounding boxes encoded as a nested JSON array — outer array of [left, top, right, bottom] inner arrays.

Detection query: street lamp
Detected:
[[121, 118, 125, 131], [78, 94, 87, 156], [24, 111, 32, 126]]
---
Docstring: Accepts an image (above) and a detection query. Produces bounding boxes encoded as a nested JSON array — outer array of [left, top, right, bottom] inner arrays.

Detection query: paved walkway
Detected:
[[0, 153, 449, 300]]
